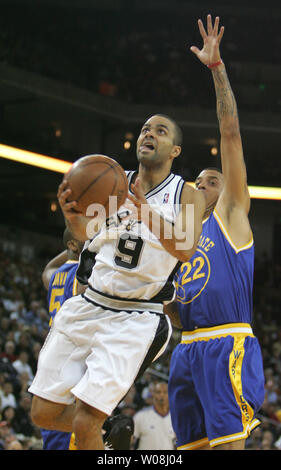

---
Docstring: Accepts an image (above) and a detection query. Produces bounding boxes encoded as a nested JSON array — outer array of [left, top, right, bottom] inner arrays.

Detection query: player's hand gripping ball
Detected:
[[64, 154, 128, 217]]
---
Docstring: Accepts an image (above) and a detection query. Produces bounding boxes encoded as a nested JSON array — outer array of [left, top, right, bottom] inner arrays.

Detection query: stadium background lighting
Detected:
[[0, 144, 72, 174], [0, 145, 280, 201]]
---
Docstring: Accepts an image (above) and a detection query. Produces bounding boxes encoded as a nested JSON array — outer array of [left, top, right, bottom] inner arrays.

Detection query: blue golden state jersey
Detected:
[[47, 260, 79, 325], [175, 209, 254, 330]]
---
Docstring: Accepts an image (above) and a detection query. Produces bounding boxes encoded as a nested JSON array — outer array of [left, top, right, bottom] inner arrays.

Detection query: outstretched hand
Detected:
[[190, 14, 224, 66]]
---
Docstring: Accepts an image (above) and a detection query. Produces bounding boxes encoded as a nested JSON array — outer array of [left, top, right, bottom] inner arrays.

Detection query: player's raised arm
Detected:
[[191, 15, 250, 214], [42, 250, 68, 290]]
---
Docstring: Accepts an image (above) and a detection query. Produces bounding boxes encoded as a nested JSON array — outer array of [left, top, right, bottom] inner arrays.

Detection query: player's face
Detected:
[[195, 169, 224, 206], [136, 115, 180, 167]]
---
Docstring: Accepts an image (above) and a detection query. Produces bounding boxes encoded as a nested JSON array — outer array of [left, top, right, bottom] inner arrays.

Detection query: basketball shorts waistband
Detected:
[[181, 323, 254, 344], [83, 287, 163, 314]]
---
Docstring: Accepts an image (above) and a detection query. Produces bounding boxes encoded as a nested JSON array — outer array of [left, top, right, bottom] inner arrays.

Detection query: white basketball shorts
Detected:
[[29, 292, 172, 416]]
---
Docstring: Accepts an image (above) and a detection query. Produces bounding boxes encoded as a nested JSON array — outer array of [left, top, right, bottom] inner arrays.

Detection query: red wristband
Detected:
[[207, 59, 223, 69]]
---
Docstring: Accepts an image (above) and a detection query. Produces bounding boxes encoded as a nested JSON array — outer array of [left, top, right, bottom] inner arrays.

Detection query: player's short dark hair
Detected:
[[203, 167, 222, 173], [154, 113, 183, 147], [63, 228, 75, 248]]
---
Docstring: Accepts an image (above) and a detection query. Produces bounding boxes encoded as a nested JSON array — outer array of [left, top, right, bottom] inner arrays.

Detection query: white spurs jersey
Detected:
[[77, 171, 185, 310]]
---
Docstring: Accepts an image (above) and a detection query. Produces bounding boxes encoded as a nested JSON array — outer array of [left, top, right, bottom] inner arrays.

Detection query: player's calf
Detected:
[[31, 395, 74, 432], [72, 400, 108, 450]]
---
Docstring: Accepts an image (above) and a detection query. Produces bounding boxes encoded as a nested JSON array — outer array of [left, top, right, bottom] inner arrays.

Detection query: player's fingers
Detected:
[[133, 178, 146, 197], [58, 188, 72, 204], [213, 16, 220, 36], [58, 178, 68, 189], [131, 187, 145, 205], [131, 182, 140, 196], [217, 25, 225, 43], [127, 193, 137, 203], [198, 19, 207, 40], [190, 46, 200, 56], [57, 179, 70, 197], [207, 14, 213, 35], [133, 177, 143, 191], [64, 201, 83, 215], [57, 179, 68, 197], [64, 201, 76, 210], [127, 194, 141, 207]]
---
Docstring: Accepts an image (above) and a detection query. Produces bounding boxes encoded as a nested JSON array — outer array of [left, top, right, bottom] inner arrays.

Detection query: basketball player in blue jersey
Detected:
[[165, 15, 265, 450], [28, 108, 207, 446], [40, 228, 84, 450], [43, 228, 84, 326]]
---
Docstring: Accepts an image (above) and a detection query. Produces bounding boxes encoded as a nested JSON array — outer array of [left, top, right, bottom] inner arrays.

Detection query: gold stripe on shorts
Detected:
[[181, 323, 254, 344]]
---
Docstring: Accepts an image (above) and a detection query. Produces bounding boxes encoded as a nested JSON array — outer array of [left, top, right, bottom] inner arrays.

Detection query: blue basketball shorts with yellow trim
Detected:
[[168, 323, 265, 449], [41, 429, 77, 450]]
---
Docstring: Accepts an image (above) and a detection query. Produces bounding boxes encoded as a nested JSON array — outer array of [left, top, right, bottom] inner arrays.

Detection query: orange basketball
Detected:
[[64, 154, 128, 216]]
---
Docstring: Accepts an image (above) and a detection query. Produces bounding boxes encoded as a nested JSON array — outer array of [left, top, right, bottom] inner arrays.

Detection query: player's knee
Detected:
[[30, 396, 60, 429], [30, 396, 48, 428]]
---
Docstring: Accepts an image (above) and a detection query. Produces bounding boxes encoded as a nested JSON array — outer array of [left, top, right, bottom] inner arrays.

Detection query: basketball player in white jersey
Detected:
[[29, 113, 206, 450]]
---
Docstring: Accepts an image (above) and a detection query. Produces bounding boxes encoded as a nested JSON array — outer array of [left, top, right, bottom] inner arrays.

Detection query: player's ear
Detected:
[[171, 145, 181, 159], [67, 240, 77, 253]]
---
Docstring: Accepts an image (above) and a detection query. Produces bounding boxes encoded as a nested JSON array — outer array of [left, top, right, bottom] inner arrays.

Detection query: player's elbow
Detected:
[[41, 271, 49, 290], [220, 122, 241, 140]]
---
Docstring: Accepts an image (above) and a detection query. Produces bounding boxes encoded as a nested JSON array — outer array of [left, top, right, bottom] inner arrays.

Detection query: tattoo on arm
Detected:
[[212, 67, 238, 128], [212, 66, 249, 207]]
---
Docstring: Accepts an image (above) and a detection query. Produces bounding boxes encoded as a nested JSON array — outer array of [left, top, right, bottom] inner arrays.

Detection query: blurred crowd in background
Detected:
[[0, 6, 280, 113], [0, 235, 280, 451]]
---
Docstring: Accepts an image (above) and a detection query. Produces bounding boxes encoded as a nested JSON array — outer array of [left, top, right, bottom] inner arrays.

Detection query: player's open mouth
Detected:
[[140, 142, 155, 152]]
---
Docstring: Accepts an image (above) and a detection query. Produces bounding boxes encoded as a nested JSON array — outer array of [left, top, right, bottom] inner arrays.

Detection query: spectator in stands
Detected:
[[12, 351, 34, 386], [0, 340, 18, 363], [261, 430, 275, 450], [0, 421, 11, 450], [5, 439, 23, 450], [1, 405, 17, 434], [16, 371, 31, 398], [13, 392, 35, 437], [0, 380, 17, 411]]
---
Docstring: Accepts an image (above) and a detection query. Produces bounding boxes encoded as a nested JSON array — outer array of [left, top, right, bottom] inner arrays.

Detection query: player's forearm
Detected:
[[141, 206, 196, 262], [46, 250, 68, 270], [212, 63, 249, 205], [211, 63, 240, 135], [42, 250, 69, 289]]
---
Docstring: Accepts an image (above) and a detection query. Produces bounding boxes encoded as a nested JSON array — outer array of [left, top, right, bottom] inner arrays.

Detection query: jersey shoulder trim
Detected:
[[213, 209, 253, 254], [126, 170, 136, 194], [146, 173, 175, 199], [174, 177, 185, 215]]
